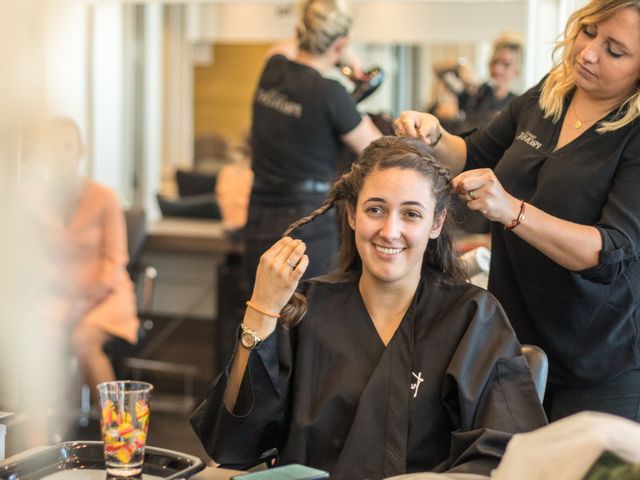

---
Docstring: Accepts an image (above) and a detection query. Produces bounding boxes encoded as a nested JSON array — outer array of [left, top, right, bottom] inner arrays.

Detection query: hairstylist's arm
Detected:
[[341, 115, 382, 154], [395, 111, 467, 176], [224, 237, 308, 411], [453, 169, 601, 271]]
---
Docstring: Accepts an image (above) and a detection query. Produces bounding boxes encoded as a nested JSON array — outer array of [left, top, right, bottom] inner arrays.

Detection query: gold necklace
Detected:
[[571, 100, 606, 129], [572, 101, 585, 129]]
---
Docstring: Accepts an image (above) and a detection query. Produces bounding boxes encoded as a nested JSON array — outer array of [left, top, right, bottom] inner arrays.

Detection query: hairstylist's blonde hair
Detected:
[[296, 0, 353, 55], [539, 0, 640, 132]]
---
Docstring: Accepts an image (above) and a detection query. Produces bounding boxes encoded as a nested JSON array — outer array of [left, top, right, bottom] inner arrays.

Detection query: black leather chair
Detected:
[[124, 207, 156, 315], [521, 344, 549, 402], [156, 170, 222, 220], [156, 193, 221, 220], [104, 208, 156, 375]]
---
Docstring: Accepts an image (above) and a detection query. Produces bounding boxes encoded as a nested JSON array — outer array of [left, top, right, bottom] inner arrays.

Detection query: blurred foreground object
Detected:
[[492, 411, 640, 480]]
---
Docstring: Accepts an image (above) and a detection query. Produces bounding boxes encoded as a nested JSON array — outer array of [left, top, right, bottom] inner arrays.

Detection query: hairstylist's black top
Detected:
[[251, 54, 362, 189], [465, 80, 640, 388]]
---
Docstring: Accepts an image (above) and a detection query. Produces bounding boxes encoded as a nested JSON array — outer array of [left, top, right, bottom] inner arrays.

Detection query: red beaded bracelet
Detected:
[[505, 200, 526, 230]]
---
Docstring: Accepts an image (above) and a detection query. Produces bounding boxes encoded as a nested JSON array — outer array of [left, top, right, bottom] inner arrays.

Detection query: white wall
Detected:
[[178, 2, 529, 45], [525, 0, 558, 87], [143, 5, 164, 220], [352, 3, 528, 44], [92, 4, 127, 197], [44, 0, 89, 142]]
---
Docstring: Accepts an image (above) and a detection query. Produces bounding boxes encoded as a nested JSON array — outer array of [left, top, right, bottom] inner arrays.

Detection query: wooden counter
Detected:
[[146, 218, 241, 254]]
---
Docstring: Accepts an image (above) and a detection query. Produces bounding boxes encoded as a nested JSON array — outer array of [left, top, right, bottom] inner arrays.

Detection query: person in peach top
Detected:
[[33, 117, 139, 392]]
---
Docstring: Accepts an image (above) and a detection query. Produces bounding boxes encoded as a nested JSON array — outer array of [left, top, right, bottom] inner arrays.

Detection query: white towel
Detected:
[[491, 411, 640, 480]]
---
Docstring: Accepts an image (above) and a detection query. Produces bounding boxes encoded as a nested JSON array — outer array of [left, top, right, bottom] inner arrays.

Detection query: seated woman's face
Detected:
[[348, 167, 445, 286]]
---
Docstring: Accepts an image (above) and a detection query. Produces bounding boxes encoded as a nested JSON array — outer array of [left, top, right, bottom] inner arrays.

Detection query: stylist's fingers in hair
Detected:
[[394, 111, 425, 139], [452, 168, 490, 196], [453, 169, 515, 222]]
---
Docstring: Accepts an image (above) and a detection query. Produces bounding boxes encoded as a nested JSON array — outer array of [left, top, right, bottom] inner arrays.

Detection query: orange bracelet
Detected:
[[246, 300, 281, 318], [505, 200, 526, 230]]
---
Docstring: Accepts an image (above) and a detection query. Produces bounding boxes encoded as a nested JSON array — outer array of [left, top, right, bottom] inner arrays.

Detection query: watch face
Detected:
[[241, 331, 257, 349]]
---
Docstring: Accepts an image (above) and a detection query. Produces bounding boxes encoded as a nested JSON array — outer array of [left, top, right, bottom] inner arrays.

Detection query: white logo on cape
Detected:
[[411, 371, 424, 398]]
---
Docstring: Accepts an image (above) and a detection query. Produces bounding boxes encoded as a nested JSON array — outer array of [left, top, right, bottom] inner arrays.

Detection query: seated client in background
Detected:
[[31, 117, 139, 393], [191, 136, 546, 479]]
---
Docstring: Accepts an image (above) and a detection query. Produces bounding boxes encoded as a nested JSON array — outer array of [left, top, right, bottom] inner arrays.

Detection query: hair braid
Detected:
[[279, 176, 349, 328], [282, 175, 348, 237]]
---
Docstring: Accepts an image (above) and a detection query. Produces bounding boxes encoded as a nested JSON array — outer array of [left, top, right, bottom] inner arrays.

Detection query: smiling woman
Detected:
[[349, 168, 446, 297], [190, 136, 547, 479]]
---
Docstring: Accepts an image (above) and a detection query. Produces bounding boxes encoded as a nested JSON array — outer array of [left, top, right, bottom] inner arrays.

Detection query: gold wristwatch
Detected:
[[240, 323, 262, 350]]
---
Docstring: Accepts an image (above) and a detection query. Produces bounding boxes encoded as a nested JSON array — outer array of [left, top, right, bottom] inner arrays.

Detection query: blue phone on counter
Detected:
[[230, 464, 329, 479]]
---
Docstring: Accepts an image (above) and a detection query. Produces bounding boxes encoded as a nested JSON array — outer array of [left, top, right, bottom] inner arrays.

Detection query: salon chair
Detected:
[[157, 169, 222, 220], [521, 344, 549, 402], [103, 207, 157, 375]]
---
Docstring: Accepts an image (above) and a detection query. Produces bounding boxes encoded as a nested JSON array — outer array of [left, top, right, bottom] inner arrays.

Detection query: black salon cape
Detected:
[[190, 271, 546, 479]]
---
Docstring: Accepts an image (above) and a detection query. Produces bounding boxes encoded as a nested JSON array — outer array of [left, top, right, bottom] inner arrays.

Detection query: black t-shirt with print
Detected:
[[251, 55, 362, 187], [465, 80, 640, 388]]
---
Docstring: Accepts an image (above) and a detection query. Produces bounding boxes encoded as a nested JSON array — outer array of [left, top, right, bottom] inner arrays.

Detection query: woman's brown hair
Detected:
[[279, 135, 466, 326]]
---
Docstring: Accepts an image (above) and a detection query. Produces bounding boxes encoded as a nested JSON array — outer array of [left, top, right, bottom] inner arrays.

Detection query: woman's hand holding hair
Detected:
[[225, 237, 308, 411], [246, 237, 309, 338], [452, 168, 522, 227]]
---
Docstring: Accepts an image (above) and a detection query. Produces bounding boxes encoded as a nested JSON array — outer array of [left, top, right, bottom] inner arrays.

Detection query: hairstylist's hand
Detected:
[[250, 237, 309, 321], [452, 168, 522, 227], [394, 111, 442, 147]]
